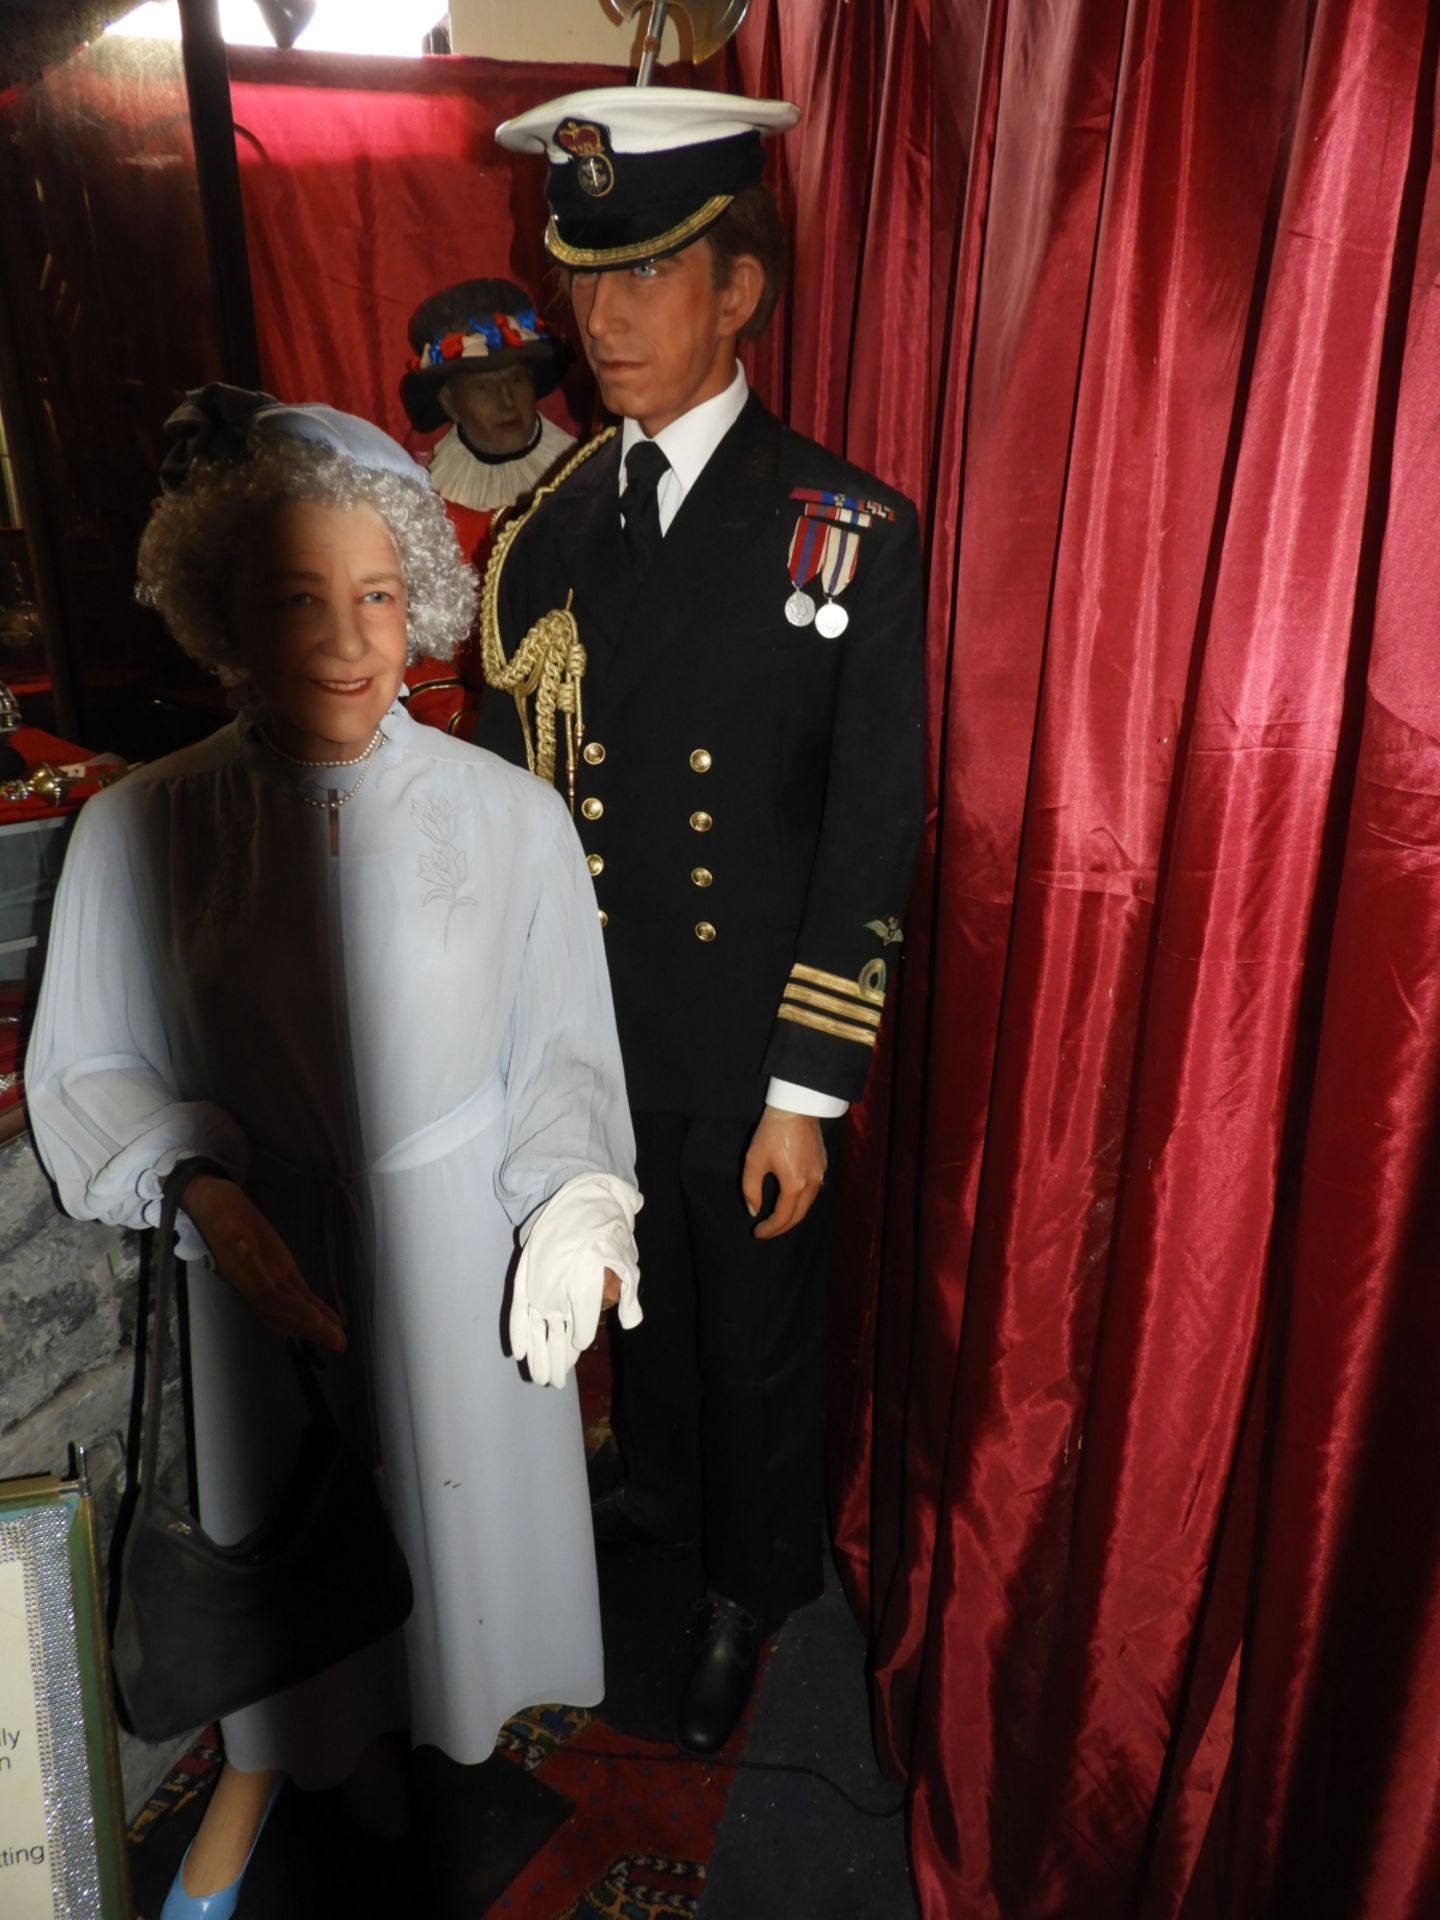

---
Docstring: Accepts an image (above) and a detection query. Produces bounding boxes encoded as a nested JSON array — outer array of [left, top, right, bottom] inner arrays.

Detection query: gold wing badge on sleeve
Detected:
[[479, 427, 617, 812]]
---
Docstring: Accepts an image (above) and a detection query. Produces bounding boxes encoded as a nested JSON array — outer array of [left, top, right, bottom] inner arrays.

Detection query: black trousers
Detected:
[[611, 1109, 840, 1630]]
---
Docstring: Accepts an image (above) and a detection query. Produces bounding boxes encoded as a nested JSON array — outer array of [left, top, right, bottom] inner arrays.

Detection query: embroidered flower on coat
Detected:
[[413, 794, 477, 946]]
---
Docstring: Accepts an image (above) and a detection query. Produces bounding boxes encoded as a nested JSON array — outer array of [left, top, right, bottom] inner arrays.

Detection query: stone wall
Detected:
[[0, 1131, 189, 1815]]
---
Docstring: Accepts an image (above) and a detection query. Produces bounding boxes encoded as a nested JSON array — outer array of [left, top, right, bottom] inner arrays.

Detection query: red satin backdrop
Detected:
[[733, 3, 1440, 1913], [793, 0, 1440, 1915], [224, 14, 1440, 1915], [225, 49, 623, 446]]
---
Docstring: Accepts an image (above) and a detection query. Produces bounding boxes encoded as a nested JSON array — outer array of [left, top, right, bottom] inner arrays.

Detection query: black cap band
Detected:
[[546, 126, 764, 268]]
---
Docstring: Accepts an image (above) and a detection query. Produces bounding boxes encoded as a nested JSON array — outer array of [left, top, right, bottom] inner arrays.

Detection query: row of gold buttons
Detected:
[[690, 750, 712, 935], [595, 905, 709, 935], [585, 740, 608, 928], [582, 743, 711, 772], [584, 743, 608, 883], [581, 744, 718, 938]]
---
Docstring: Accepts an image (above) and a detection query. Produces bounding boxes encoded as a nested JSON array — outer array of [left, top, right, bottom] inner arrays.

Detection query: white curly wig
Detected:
[[136, 438, 477, 671]]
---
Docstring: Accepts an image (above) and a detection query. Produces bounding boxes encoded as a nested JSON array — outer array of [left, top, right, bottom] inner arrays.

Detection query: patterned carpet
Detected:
[[127, 1704, 745, 1918], [492, 1708, 724, 1918], [126, 1352, 751, 1918]]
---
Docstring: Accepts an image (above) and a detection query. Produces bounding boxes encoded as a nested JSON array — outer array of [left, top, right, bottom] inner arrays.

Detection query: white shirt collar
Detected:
[[619, 362, 749, 518]]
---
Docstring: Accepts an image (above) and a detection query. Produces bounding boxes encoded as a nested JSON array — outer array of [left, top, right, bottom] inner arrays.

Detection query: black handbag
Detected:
[[111, 1158, 414, 1743]]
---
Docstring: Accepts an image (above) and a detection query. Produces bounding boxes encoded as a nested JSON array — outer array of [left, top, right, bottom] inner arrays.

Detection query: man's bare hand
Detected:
[[182, 1174, 347, 1352], [742, 1108, 828, 1241], [602, 1266, 622, 1311]]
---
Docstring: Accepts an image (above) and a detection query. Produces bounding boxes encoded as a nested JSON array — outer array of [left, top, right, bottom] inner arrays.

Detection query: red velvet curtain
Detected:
[[227, 13, 1440, 1913]]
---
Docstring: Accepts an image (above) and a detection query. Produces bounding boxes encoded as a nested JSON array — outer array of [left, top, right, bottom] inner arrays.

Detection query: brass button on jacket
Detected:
[[583, 741, 606, 765], [598, 909, 608, 928], [691, 867, 713, 889], [689, 749, 713, 773], [581, 797, 604, 821], [695, 921, 717, 943], [586, 852, 605, 877], [689, 810, 712, 833]]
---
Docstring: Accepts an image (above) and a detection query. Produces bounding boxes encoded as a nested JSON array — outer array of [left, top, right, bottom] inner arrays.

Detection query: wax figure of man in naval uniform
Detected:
[[477, 87, 925, 1755], [400, 278, 576, 739]]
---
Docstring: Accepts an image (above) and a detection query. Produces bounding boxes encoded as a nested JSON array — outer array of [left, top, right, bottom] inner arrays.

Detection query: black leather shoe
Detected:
[[591, 1486, 698, 1551], [675, 1593, 761, 1756]]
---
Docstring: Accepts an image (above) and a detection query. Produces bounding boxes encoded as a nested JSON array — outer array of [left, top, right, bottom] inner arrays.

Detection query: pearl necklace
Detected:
[[258, 726, 383, 770], [258, 725, 384, 813]]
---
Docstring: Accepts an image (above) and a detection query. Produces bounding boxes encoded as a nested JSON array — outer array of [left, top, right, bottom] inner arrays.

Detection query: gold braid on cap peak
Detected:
[[480, 427, 617, 810], [544, 195, 736, 269]]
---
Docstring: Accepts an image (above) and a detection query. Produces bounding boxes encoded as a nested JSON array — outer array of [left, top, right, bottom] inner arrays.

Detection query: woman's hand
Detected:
[[182, 1175, 347, 1353], [602, 1267, 621, 1311]]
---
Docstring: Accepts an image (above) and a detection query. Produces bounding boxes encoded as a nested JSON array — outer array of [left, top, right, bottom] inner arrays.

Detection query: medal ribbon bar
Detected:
[[789, 486, 896, 521]]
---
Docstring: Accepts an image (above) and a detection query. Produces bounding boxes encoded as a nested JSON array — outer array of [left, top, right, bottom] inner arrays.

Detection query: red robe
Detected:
[[404, 500, 495, 742]]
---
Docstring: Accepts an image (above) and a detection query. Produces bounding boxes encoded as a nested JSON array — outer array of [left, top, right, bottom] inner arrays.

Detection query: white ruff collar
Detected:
[[427, 415, 576, 511]]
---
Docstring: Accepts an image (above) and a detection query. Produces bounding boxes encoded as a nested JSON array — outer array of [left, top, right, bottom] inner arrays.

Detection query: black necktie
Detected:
[[621, 440, 670, 579]]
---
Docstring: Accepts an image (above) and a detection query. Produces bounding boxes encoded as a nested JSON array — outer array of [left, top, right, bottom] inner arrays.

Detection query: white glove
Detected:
[[510, 1172, 643, 1389]]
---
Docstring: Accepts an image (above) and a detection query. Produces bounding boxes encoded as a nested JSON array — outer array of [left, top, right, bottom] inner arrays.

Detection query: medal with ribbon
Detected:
[[784, 512, 826, 627], [783, 486, 889, 633], [814, 522, 859, 636]]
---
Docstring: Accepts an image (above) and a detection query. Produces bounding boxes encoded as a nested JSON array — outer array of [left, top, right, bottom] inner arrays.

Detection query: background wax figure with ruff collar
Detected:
[[401, 279, 576, 741]]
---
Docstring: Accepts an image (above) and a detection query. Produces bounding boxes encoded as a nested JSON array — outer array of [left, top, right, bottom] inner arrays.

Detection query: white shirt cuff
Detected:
[[765, 1077, 849, 1120]]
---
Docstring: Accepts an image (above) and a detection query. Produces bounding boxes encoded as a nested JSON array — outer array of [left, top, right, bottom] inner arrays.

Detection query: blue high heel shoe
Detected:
[[159, 1775, 284, 1919]]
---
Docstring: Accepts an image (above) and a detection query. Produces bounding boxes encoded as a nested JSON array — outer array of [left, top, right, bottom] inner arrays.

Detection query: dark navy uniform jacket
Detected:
[[475, 392, 925, 1122]]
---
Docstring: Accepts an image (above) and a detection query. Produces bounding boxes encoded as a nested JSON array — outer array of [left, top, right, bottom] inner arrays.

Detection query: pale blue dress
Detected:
[[27, 700, 632, 1785]]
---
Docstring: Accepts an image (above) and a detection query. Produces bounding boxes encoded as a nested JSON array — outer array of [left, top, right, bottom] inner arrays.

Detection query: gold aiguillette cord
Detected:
[[479, 428, 615, 815]]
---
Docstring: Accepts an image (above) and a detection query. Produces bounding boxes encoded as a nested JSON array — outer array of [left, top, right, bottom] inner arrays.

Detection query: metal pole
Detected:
[[635, 0, 670, 86], [176, 0, 261, 388]]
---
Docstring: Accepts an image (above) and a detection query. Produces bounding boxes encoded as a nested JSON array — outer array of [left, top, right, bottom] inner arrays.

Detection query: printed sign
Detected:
[[0, 1556, 54, 1916], [0, 1480, 132, 1918]]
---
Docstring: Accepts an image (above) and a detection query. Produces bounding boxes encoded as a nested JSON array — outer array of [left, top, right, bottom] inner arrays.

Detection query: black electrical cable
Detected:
[[560, 1743, 906, 1819]]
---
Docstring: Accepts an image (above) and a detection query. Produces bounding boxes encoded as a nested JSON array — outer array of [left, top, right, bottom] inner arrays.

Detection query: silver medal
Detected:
[[815, 598, 850, 638], [785, 589, 816, 627]]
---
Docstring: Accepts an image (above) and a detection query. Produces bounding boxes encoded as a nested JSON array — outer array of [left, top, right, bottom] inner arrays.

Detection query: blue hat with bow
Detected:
[[159, 385, 431, 491]]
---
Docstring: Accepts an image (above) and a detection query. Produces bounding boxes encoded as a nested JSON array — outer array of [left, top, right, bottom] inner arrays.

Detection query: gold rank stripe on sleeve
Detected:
[[776, 957, 888, 1048], [776, 1004, 877, 1048], [782, 983, 883, 1028], [788, 961, 887, 1008]]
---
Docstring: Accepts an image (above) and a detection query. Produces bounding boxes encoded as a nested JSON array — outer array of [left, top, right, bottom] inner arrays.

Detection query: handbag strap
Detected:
[[134, 1157, 230, 1510]]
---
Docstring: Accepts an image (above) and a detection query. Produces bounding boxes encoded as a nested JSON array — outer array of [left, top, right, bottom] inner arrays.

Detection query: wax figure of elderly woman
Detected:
[[401, 279, 576, 740], [26, 387, 641, 1918]]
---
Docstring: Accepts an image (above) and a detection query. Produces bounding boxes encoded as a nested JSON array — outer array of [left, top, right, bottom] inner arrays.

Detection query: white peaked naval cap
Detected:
[[496, 86, 800, 269]]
